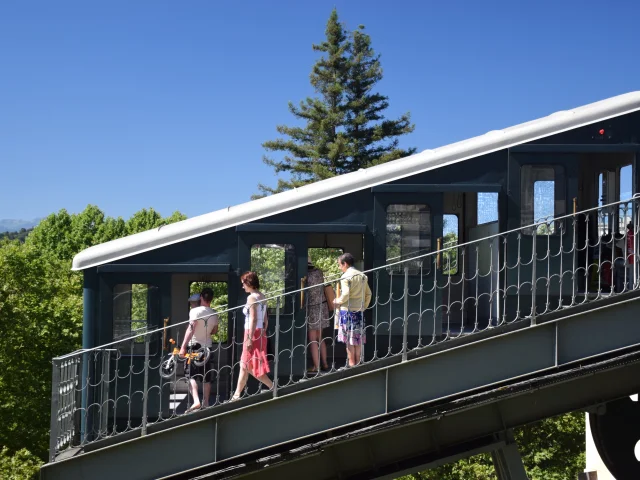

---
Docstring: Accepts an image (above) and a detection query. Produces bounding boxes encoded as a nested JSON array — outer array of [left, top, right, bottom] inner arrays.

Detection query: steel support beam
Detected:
[[491, 431, 527, 480], [41, 295, 640, 480]]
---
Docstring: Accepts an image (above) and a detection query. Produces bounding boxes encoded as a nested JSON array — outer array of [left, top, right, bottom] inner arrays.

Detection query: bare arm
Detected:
[[211, 315, 219, 336], [180, 323, 195, 356], [263, 304, 268, 332], [247, 296, 259, 336]]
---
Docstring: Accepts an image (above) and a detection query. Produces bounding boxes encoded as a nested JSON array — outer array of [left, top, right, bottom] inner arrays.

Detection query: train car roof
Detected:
[[72, 91, 640, 270]]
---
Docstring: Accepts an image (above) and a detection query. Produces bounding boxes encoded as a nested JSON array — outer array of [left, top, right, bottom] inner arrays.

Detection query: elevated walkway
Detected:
[[41, 198, 640, 479], [41, 291, 640, 479]]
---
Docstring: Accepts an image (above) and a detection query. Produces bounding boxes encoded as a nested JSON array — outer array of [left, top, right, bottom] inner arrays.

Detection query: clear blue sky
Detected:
[[1, 0, 638, 221]]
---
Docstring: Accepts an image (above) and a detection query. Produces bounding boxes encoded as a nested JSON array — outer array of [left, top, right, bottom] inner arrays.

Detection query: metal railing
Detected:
[[48, 197, 640, 462]]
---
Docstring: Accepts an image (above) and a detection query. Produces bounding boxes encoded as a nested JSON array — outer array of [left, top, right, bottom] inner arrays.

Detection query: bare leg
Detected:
[[232, 364, 249, 400], [346, 345, 354, 367], [256, 374, 273, 389], [308, 329, 320, 371], [353, 345, 362, 365], [320, 338, 328, 369], [203, 382, 211, 407], [188, 378, 201, 410]]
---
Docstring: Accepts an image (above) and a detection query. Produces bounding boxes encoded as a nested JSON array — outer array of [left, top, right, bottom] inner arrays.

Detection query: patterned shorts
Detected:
[[337, 310, 366, 346]]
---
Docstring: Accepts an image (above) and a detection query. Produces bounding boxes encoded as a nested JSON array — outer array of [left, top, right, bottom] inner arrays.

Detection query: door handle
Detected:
[[162, 317, 169, 351], [300, 276, 307, 309]]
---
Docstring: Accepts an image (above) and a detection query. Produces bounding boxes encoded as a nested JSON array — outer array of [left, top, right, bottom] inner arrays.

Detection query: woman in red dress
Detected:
[[231, 271, 273, 401]]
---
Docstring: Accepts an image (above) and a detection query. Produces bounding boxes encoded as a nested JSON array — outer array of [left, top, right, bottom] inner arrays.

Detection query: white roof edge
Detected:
[[72, 91, 640, 270]]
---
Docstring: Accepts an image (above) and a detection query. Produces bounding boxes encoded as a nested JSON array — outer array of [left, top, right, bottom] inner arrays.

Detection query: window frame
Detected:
[[250, 243, 297, 313], [477, 192, 499, 225], [385, 203, 432, 275], [112, 283, 160, 355], [442, 213, 460, 276], [520, 164, 566, 236]]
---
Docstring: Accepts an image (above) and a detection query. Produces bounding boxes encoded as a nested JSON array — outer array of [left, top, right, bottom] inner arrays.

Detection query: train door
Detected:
[[578, 153, 634, 293], [99, 272, 167, 432], [372, 191, 443, 354], [237, 231, 305, 390], [306, 232, 367, 370]]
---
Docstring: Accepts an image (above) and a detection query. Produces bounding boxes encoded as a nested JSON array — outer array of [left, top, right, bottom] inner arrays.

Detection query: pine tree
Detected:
[[257, 9, 349, 197], [345, 25, 415, 168], [256, 9, 415, 197]]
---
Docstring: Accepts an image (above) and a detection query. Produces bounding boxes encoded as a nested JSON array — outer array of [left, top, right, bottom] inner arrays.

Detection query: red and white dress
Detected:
[[241, 293, 270, 377]]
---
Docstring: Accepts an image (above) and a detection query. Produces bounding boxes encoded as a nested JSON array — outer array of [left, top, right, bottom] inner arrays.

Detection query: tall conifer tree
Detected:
[[345, 25, 415, 168], [257, 9, 414, 197]]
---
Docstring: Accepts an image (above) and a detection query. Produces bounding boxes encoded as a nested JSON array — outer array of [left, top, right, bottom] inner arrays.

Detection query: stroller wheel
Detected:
[[160, 357, 176, 379], [192, 347, 211, 367]]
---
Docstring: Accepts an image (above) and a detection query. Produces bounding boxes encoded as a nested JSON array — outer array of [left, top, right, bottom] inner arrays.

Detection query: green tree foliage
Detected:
[[396, 412, 585, 480], [250, 245, 288, 306], [0, 242, 82, 460], [0, 228, 32, 243], [0, 447, 41, 480], [309, 247, 343, 281], [0, 205, 186, 471], [258, 8, 414, 196]]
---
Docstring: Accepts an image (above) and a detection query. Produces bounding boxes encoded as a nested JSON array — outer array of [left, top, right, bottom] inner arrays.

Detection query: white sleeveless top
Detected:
[[243, 293, 267, 330]]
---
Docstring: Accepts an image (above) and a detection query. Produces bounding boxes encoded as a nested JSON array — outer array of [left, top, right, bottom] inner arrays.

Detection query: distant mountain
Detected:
[[0, 218, 42, 233]]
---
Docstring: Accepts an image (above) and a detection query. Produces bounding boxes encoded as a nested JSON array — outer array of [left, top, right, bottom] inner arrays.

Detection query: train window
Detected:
[[619, 164, 633, 232], [477, 192, 498, 225], [443, 214, 459, 275], [251, 244, 296, 308], [521, 166, 555, 235], [386, 204, 431, 274], [308, 247, 344, 281], [112, 284, 160, 353]]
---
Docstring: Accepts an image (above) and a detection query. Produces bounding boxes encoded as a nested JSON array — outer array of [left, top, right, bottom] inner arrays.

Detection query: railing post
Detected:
[[99, 351, 110, 437], [49, 359, 61, 463], [141, 335, 150, 436], [531, 228, 537, 325], [273, 297, 281, 398], [634, 199, 638, 290], [402, 266, 409, 362]]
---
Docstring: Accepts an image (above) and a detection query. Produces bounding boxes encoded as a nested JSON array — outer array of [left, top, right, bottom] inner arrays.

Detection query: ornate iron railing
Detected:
[[48, 196, 640, 462]]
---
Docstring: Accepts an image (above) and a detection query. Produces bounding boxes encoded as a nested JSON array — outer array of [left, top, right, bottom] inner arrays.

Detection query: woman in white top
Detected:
[[231, 271, 273, 401]]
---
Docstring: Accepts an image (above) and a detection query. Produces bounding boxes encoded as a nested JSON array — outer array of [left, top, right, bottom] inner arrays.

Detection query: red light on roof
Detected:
[[599, 129, 605, 135]]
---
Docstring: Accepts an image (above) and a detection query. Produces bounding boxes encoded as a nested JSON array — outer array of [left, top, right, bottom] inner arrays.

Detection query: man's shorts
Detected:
[[185, 343, 215, 383]]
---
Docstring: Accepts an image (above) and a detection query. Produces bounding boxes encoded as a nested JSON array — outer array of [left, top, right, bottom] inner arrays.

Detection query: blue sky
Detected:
[[1, 0, 639, 221]]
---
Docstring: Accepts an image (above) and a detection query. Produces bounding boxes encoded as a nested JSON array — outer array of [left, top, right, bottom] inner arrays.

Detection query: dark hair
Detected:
[[338, 252, 355, 267], [241, 271, 260, 289], [200, 287, 214, 303]]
